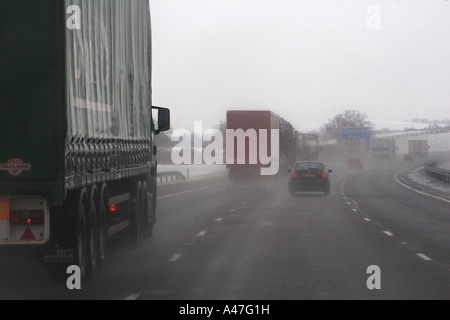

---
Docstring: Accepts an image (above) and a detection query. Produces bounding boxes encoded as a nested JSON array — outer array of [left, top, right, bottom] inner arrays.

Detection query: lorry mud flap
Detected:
[[43, 214, 77, 265]]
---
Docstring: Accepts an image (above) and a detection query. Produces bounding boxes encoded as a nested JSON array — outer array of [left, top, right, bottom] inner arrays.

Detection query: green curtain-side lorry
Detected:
[[0, 0, 170, 278]]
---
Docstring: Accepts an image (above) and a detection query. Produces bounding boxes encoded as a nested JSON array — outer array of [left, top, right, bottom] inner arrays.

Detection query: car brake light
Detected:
[[322, 170, 328, 178], [10, 210, 44, 225], [291, 170, 297, 178]]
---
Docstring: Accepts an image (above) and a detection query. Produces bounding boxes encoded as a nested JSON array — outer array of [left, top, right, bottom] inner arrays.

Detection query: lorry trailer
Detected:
[[0, 0, 170, 278]]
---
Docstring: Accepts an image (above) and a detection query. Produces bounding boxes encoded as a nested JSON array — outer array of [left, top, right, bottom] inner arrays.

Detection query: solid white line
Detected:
[[383, 231, 394, 237], [196, 231, 207, 237], [417, 253, 432, 261], [124, 294, 140, 300], [394, 170, 450, 204], [168, 253, 182, 262], [158, 185, 220, 200]]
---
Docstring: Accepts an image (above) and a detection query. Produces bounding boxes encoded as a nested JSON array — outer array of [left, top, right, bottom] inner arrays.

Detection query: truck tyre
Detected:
[[75, 193, 88, 279], [131, 181, 143, 244], [97, 197, 107, 269], [148, 179, 157, 238], [97, 183, 108, 268], [141, 182, 150, 234], [86, 195, 98, 276]]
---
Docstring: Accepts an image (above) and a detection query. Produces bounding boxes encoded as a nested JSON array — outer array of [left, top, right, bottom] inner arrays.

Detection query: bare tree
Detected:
[[320, 110, 372, 141]]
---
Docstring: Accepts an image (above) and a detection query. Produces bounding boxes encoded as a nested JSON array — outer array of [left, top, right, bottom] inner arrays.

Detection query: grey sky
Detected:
[[150, 0, 450, 132]]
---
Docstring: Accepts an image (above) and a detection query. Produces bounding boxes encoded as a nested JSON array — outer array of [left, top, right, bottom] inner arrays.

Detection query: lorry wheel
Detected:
[[97, 198, 107, 268], [86, 198, 98, 276], [75, 199, 88, 279], [148, 180, 157, 238], [131, 182, 143, 244], [141, 182, 150, 234]]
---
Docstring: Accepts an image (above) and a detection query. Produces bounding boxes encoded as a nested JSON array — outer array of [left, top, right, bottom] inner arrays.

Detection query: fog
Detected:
[[150, 0, 450, 132]]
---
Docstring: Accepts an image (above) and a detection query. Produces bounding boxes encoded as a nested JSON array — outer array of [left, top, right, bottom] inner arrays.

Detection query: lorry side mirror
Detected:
[[152, 106, 171, 135]]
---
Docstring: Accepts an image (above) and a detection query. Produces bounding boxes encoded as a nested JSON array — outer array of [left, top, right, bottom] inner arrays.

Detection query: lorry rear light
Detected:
[[322, 170, 328, 178], [291, 170, 297, 178], [0, 199, 9, 220], [10, 210, 44, 225]]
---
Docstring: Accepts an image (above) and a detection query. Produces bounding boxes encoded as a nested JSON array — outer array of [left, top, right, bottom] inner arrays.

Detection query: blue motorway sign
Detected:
[[341, 127, 372, 151], [341, 127, 371, 139]]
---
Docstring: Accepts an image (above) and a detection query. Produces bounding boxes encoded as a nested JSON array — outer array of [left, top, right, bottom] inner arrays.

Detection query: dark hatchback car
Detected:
[[288, 161, 332, 196]]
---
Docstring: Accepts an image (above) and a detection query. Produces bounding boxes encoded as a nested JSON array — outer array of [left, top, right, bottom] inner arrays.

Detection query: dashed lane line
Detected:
[[124, 294, 140, 300], [168, 253, 182, 262], [196, 231, 207, 237], [417, 253, 432, 261]]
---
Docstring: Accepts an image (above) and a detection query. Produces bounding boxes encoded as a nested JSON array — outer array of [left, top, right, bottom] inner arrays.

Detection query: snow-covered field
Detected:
[[393, 132, 450, 155]]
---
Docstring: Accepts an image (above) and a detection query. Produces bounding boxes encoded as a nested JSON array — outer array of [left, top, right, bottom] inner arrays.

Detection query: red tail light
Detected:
[[291, 170, 297, 178], [322, 170, 328, 178], [10, 210, 44, 225]]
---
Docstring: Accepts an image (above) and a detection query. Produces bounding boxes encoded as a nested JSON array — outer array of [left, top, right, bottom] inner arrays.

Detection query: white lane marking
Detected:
[[215, 218, 223, 222], [124, 294, 140, 300], [168, 253, 182, 262], [364, 218, 371, 222], [158, 185, 220, 200], [394, 170, 450, 204], [229, 208, 236, 212], [352, 208, 358, 212], [346, 202, 352, 205], [242, 201, 248, 205], [417, 253, 432, 261], [383, 231, 394, 237], [196, 231, 207, 237]]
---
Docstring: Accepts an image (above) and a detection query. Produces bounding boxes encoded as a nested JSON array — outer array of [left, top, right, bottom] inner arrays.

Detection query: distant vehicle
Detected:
[[408, 140, 429, 158], [288, 161, 332, 196], [403, 154, 414, 162], [347, 158, 364, 170], [226, 110, 297, 178], [372, 138, 396, 164]]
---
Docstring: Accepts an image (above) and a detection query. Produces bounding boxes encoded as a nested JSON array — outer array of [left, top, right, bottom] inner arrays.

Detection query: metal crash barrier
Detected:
[[157, 171, 186, 183], [425, 161, 450, 184]]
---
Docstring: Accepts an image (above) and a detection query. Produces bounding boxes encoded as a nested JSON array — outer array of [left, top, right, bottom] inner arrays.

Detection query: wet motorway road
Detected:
[[1, 160, 450, 300]]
